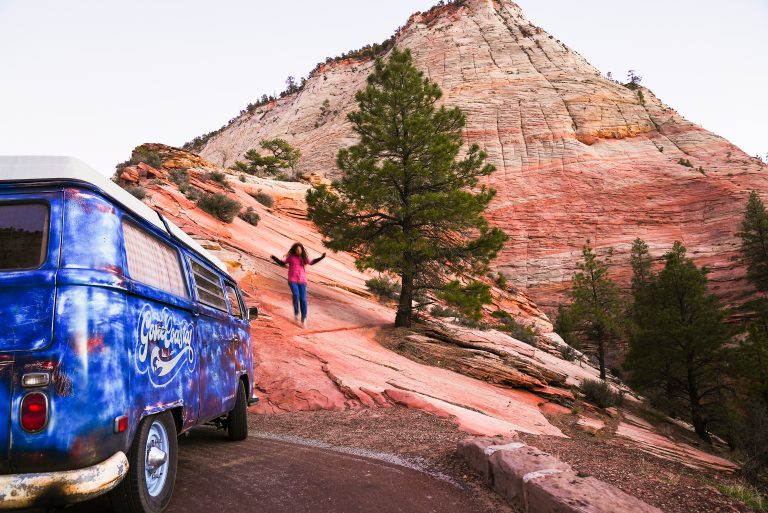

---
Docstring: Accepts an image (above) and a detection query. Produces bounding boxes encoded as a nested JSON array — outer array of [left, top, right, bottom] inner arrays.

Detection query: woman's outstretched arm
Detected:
[[270, 255, 287, 267], [310, 253, 326, 265]]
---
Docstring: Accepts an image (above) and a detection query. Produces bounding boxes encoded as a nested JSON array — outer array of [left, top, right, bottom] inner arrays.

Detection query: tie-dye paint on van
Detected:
[[0, 157, 256, 513]]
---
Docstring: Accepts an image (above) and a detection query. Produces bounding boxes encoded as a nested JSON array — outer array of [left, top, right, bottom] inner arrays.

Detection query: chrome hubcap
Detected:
[[144, 420, 170, 497]]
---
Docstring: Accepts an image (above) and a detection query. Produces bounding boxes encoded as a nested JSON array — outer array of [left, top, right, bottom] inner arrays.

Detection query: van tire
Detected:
[[111, 412, 178, 513], [227, 380, 248, 441]]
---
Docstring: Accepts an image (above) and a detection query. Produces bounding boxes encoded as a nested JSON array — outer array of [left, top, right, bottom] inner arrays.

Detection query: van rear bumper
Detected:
[[0, 451, 128, 509]]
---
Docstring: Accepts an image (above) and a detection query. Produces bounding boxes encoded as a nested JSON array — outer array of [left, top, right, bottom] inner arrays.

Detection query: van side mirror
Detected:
[[248, 306, 259, 321]]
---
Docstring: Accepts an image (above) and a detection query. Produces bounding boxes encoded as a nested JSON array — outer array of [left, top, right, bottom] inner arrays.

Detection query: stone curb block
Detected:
[[491, 445, 571, 506], [458, 437, 511, 483], [457, 438, 663, 513], [525, 470, 663, 513]]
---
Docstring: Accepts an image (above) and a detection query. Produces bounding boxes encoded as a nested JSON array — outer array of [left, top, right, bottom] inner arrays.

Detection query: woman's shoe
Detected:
[[302, 318, 308, 328]]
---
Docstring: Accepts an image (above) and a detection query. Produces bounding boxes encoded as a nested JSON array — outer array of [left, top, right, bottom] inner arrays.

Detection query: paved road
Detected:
[[23, 428, 483, 513]]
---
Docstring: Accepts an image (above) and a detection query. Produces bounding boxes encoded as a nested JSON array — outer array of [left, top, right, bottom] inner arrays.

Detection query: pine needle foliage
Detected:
[[559, 243, 623, 379], [625, 242, 732, 443], [306, 48, 507, 327], [739, 190, 768, 293]]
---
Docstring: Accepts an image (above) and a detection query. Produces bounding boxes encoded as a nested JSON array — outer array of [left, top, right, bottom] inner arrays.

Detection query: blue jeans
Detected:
[[288, 281, 307, 321]]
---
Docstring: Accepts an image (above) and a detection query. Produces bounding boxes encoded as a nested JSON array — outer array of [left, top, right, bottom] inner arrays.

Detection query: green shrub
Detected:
[[196, 193, 242, 223], [458, 316, 488, 329], [493, 310, 538, 346], [365, 277, 400, 300], [275, 172, 301, 182], [239, 174, 246, 182], [431, 305, 458, 318], [437, 280, 492, 321], [717, 483, 766, 511], [134, 149, 164, 170], [124, 185, 147, 200], [184, 187, 201, 201], [249, 191, 274, 208], [238, 207, 260, 226], [206, 171, 231, 189], [678, 158, 693, 167], [116, 147, 164, 174], [170, 168, 189, 185], [559, 344, 578, 362], [495, 272, 508, 289], [580, 379, 623, 408]]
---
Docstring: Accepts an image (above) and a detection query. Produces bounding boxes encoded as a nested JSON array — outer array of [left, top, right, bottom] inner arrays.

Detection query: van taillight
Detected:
[[21, 392, 48, 432]]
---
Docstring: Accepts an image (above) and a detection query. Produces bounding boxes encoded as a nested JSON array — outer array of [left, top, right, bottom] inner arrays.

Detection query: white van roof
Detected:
[[0, 156, 229, 274]]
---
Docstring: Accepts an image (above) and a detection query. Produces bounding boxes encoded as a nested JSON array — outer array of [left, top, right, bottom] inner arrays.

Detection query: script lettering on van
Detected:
[[136, 304, 195, 386]]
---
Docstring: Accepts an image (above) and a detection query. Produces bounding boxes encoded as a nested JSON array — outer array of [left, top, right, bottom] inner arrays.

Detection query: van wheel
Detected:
[[227, 380, 248, 441], [112, 412, 178, 513]]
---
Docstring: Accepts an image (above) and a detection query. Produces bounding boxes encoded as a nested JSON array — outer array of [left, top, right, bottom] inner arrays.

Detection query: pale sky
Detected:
[[0, 0, 766, 175]]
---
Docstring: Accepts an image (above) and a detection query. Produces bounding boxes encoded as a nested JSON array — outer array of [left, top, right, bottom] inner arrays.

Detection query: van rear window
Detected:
[[0, 203, 49, 270], [123, 221, 189, 299]]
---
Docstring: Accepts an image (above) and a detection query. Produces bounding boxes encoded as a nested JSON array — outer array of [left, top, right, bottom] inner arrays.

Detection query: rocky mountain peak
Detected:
[[192, 0, 767, 311]]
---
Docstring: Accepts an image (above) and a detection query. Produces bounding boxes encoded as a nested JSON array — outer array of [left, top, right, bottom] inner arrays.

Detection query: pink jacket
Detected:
[[285, 255, 308, 284]]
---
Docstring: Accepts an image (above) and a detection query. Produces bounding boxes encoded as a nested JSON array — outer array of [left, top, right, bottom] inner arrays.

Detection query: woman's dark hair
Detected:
[[288, 242, 309, 264]]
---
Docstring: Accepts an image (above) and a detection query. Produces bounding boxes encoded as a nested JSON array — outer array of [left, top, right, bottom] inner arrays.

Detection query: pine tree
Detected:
[[564, 243, 623, 379], [733, 325, 768, 407], [306, 48, 507, 327], [629, 237, 653, 298], [738, 190, 768, 292], [625, 241, 732, 443], [229, 139, 301, 178], [553, 304, 581, 350]]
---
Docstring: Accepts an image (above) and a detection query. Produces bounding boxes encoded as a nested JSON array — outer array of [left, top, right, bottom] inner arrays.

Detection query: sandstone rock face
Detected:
[[119, 144, 577, 438], [197, 0, 768, 310], [117, 143, 737, 475]]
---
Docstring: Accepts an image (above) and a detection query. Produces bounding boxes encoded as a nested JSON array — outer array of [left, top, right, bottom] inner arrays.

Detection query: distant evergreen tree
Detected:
[[733, 324, 768, 407], [553, 304, 581, 350], [230, 139, 301, 178], [738, 190, 768, 292], [562, 243, 623, 379], [306, 48, 507, 327], [260, 139, 302, 178], [731, 191, 768, 483], [629, 237, 654, 299], [625, 242, 732, 443]]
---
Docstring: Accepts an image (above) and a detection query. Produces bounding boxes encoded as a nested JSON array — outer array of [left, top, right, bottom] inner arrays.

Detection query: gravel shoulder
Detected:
[[250, 407, 518, 513], [518, 412, 757, 513], [252, 406, 761, 513]]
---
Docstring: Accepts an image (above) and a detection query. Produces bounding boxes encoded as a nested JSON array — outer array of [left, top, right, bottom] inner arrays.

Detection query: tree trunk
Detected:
[[597, 327, 606, 380], [687, 367, 712, 444], [395, 271, 414, 328]]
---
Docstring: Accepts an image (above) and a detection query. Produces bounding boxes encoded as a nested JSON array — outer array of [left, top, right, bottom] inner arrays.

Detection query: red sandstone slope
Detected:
[[116, 145, 736, 473], [194, 0, 767, 310]]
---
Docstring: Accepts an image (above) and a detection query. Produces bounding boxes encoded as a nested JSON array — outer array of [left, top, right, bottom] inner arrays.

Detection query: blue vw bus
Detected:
[[0, 156, 257, 512]]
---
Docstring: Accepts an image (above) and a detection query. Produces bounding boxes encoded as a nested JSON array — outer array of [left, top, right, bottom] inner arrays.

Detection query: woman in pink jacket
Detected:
[[271, 243, 325, 327]]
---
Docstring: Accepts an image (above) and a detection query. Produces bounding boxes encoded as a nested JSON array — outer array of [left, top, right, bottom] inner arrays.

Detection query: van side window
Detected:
[[189, 260, 227, 311], [0, 203, 49, 271], [225, 285, 244, 319], [123, 221, 188, 298]]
